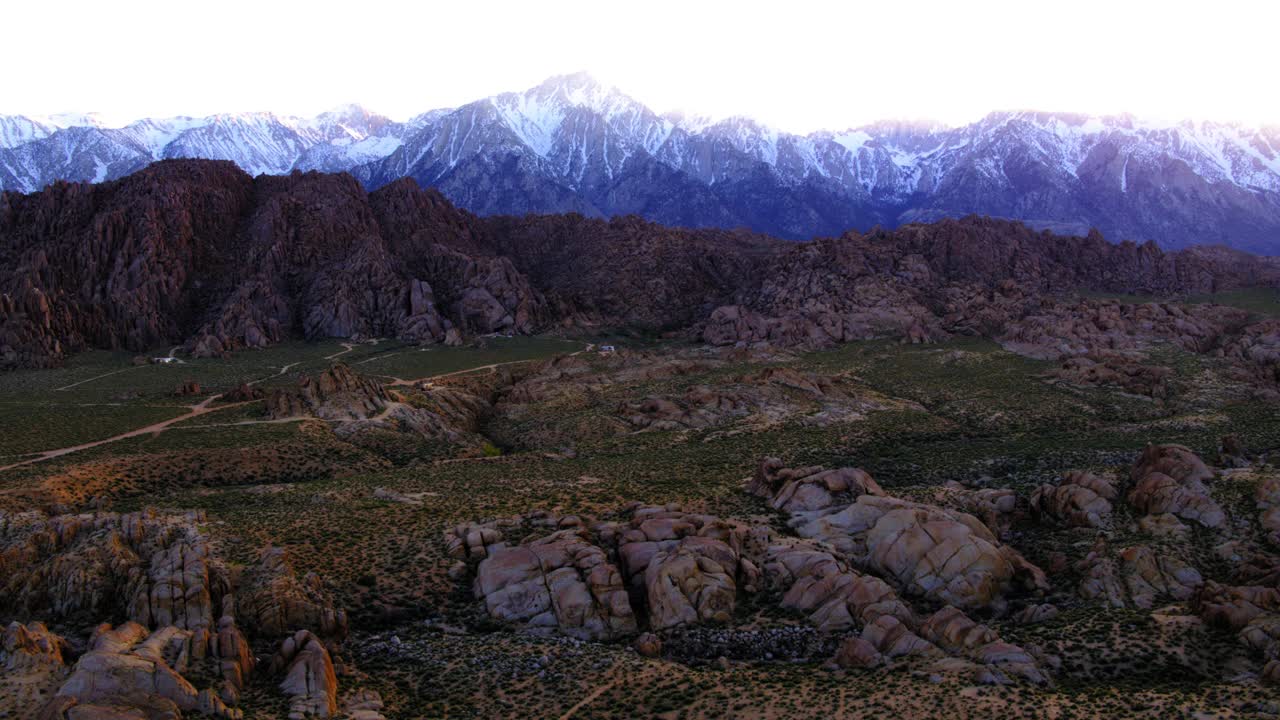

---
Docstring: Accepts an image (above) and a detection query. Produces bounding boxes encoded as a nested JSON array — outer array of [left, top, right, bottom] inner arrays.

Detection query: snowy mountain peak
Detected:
[[3, 74, 1280, 252], [39, 112, 109, 129], [0, 115, 54, 149]]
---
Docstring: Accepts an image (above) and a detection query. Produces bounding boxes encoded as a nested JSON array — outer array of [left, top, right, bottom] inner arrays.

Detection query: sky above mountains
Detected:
[[7, 0, 1276, 133]]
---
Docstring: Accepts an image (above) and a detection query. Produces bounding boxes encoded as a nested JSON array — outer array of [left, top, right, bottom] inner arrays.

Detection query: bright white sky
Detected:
[[5, 0, 1275, 133]]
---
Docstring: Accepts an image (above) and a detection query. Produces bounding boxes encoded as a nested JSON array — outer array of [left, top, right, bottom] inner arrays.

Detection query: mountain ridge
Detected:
[[3, 159, 1277, 370], [4, 73, 1280, 252]]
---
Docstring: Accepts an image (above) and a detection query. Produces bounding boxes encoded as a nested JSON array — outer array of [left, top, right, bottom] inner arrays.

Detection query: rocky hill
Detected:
[[4, 74, 1280, 252], [2, 159, 1277, 370]]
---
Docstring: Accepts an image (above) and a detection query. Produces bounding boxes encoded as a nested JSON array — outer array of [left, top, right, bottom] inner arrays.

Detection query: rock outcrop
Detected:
[[2, 621, 68, 709], [453, 500, 1050, 685], [1077, 541, 1203, 609], [238, 546, 348, 640], [1126, 444, 1225, 528], [40, 621, 240, 719], [272, 630, 338, 719], [752, 459, 1047, 611], [0, 509, 228, 632], [1030, 471, 1117, 528], [473, 529, 636, 640], [4, 160, 1276, 370]]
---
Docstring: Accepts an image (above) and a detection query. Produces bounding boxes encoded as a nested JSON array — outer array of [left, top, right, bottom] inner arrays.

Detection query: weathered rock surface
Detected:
[[2, 621, 68, 710], [41, 621, 240, 719], [343, 689, 389, 720], [454, 501, 1050, 684], [755, 460, 1047, 611], [238, 546, 348, 640], [1126, 444, 1225, 528], [473, 529, 636, 640], [1194, 581, 1280, 679], [1031, 471, 1116, 528], [266, 363, 389, 421], [747, 457, 884, 513], [920, 606, 1050, 685], [4, 161, 1276, 372], [1046, 353, 1174, 400], [272, 630, 338, 719], [1078, 541, 1203, 609], [701, 218, 1275, 364], [0, 509, 227, 631]]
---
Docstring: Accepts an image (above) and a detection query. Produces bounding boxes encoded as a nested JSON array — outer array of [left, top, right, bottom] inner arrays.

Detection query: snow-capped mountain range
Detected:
[[4, 72, 1280, 253]]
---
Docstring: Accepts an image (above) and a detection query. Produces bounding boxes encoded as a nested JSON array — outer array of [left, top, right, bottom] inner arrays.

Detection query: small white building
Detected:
[[599, 345, 616, 353], [151, 357, 177, 364]]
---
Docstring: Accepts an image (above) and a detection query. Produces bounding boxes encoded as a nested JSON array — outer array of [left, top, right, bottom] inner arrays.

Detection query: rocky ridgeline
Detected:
[[448, 442, 1280, 687], [4, 160, 1278, 373], [447, 462, 1056, 686], [265, 362, 493, 449], [0, 508, 385, 718]]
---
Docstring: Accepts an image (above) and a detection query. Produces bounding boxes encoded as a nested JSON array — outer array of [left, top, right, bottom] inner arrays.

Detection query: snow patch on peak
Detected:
[[40, 112, 108, 129]]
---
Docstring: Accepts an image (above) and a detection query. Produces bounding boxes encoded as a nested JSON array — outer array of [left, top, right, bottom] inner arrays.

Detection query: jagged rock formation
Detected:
[[39, 621, 240, 719], [750, 458, 1048, 611], [272, 630, 339, 719], [265, 363, 494, 449], [266, 363, 391, 421], [1030, 471, 1117, 528], [0, 162, 547, 369], [1194, 581, 1280, 683], [238, 547, 348, 640], [2, 621, 68, 709], [5, 160, 1277, 371], [1126, 444, 1225, 528], [1076, 538, 1204, 609], [0, 509, 228, 630], [1, 509, 349, 716], [1046, 353, 1174, 400], [471, 527, 636, 640], [702, 218, 1275, 358], [452, 496, 1053, 684]]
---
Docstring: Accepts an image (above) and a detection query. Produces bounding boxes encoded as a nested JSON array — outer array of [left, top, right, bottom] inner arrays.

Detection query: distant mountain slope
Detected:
[[3, 160, 1277, 369], [3, 74, 1280, 251]]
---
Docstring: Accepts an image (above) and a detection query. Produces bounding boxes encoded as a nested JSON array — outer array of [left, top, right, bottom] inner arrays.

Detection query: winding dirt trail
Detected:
[[0, 395, 251, 473], [2, 341, 595, 474], [324, 343, 356, 361], [386, 343, 593, 388], [54, 366, 142, 392], [557, 666, 618, 720]]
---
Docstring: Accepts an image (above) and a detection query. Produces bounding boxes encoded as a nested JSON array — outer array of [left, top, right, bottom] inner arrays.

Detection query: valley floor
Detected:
[[3, 321, 1280, 718]]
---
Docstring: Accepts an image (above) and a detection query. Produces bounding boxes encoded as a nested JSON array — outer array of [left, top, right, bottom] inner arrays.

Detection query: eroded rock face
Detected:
[[453, 501, 1051, 685], [920, 606, 1050, 685], [747, 457, 885, 513], [272, 630, 338, 719], [1046, 353, 1174, 400], [237, 547, 348, 641], [264, 363, 495, 450], [473, 529, 636, 640], [643, 536, 738, 630], [1193, 581, 1280, 679], [1256, 476, 1280, 545], [700, 217, 1274, 363], [617, 366, 901, 433], [1127, 444, 1224, 528], [1077, 541, 1203, 609], [2, 621, 65, 671], [266, 363, 390, 421], [2, 621, 68, 710], [41, 621, 239, 720], [1031, 471, 1116, 528], [759, 463, 1047, 612], [0, 509, 227, 632]]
